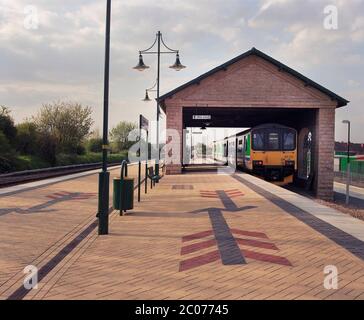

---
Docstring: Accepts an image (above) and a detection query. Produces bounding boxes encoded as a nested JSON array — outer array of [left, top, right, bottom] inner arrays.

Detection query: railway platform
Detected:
[[0, 166, 364, 300]]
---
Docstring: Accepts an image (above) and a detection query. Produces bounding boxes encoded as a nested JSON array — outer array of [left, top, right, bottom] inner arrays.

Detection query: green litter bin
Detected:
[[113, 160, 134, 215]]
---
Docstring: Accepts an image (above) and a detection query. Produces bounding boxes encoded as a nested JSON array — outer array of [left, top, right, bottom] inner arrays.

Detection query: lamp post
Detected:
[[98, 0, 112, 235], [133, 31, 186, 177], [342, 120, 351, 205], [142, 81, 157, 102]]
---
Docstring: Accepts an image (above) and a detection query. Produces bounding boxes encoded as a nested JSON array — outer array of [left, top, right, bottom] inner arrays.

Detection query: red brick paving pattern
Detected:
[[1, 172, 364, 300], [181, 239, 217, 255], [179, 251, 221, 272]]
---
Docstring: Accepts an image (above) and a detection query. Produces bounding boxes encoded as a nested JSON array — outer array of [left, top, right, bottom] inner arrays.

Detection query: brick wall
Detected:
[[166, 106, 183, 174], [315, 108, 336, 200]]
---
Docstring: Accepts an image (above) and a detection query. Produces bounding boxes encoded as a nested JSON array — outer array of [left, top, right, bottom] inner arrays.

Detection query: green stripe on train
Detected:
[[246, 133, 251, 156]]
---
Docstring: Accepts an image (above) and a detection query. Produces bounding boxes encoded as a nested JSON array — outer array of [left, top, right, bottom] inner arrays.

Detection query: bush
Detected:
[[76, 144, 86, 155], [0, 130, 12, 154], [0, 156, 14, 173], [87, 138, 103, 153], [15, 122, 39, 155], [108, 152, 128, 163], [56, 152, 128, 167], [38, 133, 57, 166], [13, 155, 50, 171], [0, 131, 17, 173]]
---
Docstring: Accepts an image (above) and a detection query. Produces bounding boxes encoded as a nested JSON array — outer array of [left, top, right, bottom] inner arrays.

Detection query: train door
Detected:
[[298, 128, 313, 180], [235, 137, 238, 168], [236, 136, 244, 169]]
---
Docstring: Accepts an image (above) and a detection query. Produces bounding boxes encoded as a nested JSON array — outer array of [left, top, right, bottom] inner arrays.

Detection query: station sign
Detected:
[[192, 115, 211, 120], [139, 115, 149, 131]]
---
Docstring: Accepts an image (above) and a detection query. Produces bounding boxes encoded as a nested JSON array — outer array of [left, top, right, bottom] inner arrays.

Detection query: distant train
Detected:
[[213, 124, 297, 185]]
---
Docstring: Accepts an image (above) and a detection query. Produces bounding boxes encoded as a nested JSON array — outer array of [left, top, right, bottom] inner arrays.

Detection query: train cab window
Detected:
[[268, 132, 280, 150], [224, 143, 228, 157], [237, 139, 243, 152], [252, 132, 264, 150], [283, 131, 296, 151]]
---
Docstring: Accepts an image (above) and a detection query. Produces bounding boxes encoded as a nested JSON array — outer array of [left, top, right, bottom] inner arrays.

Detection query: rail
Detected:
[[0, 160, 165, 188], [0, 162, 120, 187]]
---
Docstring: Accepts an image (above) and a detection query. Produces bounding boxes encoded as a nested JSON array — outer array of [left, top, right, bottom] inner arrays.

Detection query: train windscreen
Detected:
[[267, 132, 280, 150], [252, 131, 264, 150], [283, 130, 296, 151], [252, 128, 296, 151]]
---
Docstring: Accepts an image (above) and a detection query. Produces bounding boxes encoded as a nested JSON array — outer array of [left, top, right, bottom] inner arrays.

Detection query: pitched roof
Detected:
[[159, 47, 349, 108]]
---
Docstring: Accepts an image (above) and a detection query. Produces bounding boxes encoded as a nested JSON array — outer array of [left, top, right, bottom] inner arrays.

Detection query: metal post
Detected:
[[98, 0, 112, 235], [190, 129, 193, 162], [145, 130, 148, 194], [155, 31, 161, 177], [138, 115, 142, 202], [346, 121, 351, 205]]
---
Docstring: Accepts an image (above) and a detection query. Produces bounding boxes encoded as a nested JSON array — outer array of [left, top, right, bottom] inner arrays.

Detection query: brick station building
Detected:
[[159, 48, 349, 200]]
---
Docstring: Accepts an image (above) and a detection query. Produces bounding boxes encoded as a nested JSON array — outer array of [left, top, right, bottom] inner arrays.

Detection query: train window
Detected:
[[237, 139, 243, 152], [268, 132, 280, 150], [283, 131, 296, 151], [252, 132, 264, 150]]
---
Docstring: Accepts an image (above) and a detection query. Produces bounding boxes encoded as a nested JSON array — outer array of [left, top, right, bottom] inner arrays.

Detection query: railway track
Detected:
[[0, 162, 121, 188]]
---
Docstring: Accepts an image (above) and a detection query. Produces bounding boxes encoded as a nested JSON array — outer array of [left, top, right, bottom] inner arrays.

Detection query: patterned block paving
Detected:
[[236, 238, 278, 251], [0, 165, 140, 300], [179, 251, 221, 272], [181, 239, 217, 255], [182, 230, 214, 242], [1, 172, 364, 300]]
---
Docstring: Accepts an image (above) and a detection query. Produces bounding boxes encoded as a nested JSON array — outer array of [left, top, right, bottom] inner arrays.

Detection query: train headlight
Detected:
[[285, 160, 295, 167], [253, 160, 264, 167]]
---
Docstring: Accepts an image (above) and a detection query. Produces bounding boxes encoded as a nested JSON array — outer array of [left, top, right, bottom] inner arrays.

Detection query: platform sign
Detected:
[[140, 115, 149, 131], [193, 115, 211, 120]]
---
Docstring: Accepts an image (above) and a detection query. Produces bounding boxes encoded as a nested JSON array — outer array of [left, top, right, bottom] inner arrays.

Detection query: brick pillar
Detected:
[[166, 105, 183, 175], [315, 108, 335, 200]]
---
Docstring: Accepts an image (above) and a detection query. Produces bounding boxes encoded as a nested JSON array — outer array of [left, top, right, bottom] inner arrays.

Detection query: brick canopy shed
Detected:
[[159, 48, 349, 200]]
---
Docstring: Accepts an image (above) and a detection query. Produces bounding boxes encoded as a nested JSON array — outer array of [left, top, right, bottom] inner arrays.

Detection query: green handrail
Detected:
[[120, 160, 128, 180]]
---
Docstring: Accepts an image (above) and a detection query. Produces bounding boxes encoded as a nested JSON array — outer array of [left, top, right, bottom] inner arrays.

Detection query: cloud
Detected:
[[0, 0, 363, 141]]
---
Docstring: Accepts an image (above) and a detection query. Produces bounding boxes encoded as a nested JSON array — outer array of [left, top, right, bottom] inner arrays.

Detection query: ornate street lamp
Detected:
[[143, 90, 151, 102], [169, 52, 186, 71], [133, 31, 186, 177], [134, 54, 150, 71], [142, 81, 157, 102]]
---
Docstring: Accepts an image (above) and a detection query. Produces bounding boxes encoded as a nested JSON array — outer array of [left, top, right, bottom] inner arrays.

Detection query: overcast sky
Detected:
[[1, 0, 363, 142]]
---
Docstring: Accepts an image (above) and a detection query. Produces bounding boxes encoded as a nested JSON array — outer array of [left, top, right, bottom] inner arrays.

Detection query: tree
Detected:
[[87, 138, 103, 153], [0, 130, 12, 155], [110, 121, 137, 152], [15, 121, 40, 155], [33, 101, 94, 154], [0, 106, 17, 142], [0, 131, 16, 173], [85, 129, 103, 153]]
